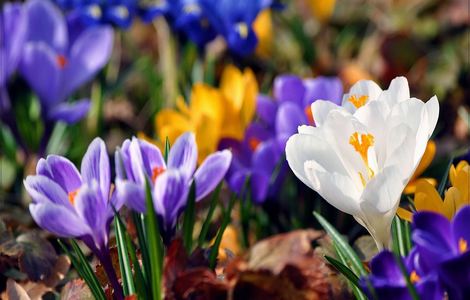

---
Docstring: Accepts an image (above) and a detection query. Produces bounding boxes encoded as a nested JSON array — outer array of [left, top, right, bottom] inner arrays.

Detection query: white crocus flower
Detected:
[[286, 77, 439, 249]]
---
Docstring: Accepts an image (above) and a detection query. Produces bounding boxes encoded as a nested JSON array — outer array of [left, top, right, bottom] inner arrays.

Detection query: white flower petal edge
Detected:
[[286, 77, 439, 249]]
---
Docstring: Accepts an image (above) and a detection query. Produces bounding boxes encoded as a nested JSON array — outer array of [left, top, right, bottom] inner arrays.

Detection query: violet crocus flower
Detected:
[[257, 74, 343, 148], [359, 249, 444, 300], [19, 0, 113, 125], [0, 2, 27, 113], [24, 138, 124, 299], [115, 132, 232, 242], [412, 206, 470, 299], [220, 123, 284, 203]]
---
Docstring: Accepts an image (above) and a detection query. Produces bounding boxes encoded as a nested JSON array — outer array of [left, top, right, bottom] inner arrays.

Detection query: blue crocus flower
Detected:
[[55, 0, 164, 29], [162, 0, 217, 47], [200, 0, 273, 56]]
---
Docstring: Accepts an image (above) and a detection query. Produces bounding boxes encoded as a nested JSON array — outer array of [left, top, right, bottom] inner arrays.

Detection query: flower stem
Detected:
[[96, 248, 124, 300]]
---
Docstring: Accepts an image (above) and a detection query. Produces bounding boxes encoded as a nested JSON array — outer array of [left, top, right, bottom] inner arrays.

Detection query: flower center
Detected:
[[410, 271, 420, 284], [115, 5, 129, 18], [88, 4, 102, 18], [349, 132, 375, 185], [56, 55, 67, 68], [68, 189, 79, 205], [152, 166, 166, 183], [184, 3, 201, 14], [249, 137, 261, 151], [236, 22, 249, 39], [348, 95, 369, 109], [459, 238, 468, 253], [304, 106, 314, 125]]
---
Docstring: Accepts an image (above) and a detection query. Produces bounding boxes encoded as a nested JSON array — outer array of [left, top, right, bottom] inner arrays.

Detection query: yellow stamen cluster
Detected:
[[348, 95, 369, 109], [349, 132, 375, 185], [410, 271, 420, 284], [304, 106, 314, 125], [88, 5, 102, 18], [459, 238, 468, 253], [236, 22, 249, 38]]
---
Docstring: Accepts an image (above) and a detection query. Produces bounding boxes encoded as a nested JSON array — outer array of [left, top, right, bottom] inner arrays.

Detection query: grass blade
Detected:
[[324, 255, 360, 287], [182, 181, 196, 252], [393, 252, 420, 300], [209, 193, 236, 269], [438, 155, 454, 196], [144, 178, 163, 300], [392, 216, 411, 256], [114, 215, 136, 296], [313, 211, 367, 277], [164, 137, 170, 163], [198, 183, 222, 247]]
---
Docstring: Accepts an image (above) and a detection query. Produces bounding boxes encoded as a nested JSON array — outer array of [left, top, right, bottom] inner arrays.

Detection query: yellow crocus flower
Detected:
[[398, 160, 470, 221], [151, 65, 258, 163], [404, 140, 437, 194], [253, 9, 273, 58], [305, 0, 336, 22]]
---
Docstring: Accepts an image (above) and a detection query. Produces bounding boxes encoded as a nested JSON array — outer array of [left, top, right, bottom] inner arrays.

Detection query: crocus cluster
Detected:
[[54, 0, 163, 29], [0, 0, 113, 155], [286, 77, 439, 249], [115, 132, 232, 242], [157, 0, 281, 56], [223, 74, 343, 203], [24, 132, 231, 296], [360, 205, 470, 300]]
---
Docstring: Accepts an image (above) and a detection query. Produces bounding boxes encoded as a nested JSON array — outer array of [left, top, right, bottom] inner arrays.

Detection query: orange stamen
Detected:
[[348, 95, 369, 109], [459, 238, 468, 253], [56, 55, 67, 68], [304, 106, 314, 125], [410, 271, 420, 284], [68, 189, 79, 205], [152, 166, 166, 183], [349, 132, 375, 183], [249, 138, 261, 151]]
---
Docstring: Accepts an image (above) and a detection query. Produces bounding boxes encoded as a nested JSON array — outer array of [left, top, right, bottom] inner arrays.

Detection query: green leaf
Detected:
[[164, 137, 170, 163], [182, 181, 196, 252], [209, 193, 236, 269], [114, 215, 135, 296], [198, 182, 222, 247], [132, 212, 152, 297], [392, 216, 411, 256], [58, 240, 106, 300], [313, 212, 367, 277], [438, 155, 454, 196], [324, 255, 360, 287], [144, 178, 163, 300]]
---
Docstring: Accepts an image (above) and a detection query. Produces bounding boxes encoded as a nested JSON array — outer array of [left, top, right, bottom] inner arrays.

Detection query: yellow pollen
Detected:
[[348, 95, 369, 109], [236, 22, 249, 38], [410, 271, 420, 284], [459, 238, 468, 253], [68, 189, 79, 205], [152, 166, 166, 183]]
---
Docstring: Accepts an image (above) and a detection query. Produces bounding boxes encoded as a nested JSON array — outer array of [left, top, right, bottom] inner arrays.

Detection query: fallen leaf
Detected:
[[60, 279, 94, 300], [225, 230, 348, 300]]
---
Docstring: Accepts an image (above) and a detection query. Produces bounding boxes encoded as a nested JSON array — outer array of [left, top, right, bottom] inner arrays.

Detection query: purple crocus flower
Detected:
[[220, 123, 284, 203], [412, 206, 470, 300], [223, 74, 342, 203], [359, 249, 444, 300], [0, 2, 27, 112], [115, 132, 232, 242], [257, 74, 343, 148], [19, 0, 113, 124], [24, 138, 124, 298]]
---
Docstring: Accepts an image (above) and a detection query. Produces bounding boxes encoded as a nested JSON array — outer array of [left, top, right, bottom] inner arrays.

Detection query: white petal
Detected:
[[310, 100, 341, 127], [304, 160, 361, 215]]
